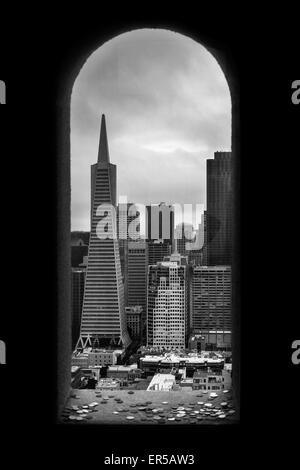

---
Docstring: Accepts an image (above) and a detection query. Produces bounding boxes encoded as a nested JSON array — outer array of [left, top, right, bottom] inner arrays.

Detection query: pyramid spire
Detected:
[[97, 114, 110, 164]]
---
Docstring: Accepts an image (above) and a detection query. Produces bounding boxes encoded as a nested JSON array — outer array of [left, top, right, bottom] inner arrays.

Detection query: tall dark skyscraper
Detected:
[[206, 151, 232, 265], [78, 115, 131, 349], [147, 240, 172, 266], [125, 241, 147, 312], [146, 202, 174, 267], [146, 203, 174, 242], [116, 202, 141, 280], [190, 266, 232, 347]]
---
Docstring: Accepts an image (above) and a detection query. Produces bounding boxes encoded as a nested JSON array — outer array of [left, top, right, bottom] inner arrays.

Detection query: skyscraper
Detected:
[[116, 202, 141, 280], [188, 212, 207, 266], [147, 239, 172, 266], [117, 202, 141, 244], [125, 240, 147, 312], [174, 222, 195, 258], [146, 202, 174, 266], [78, 115, 131, 349], [147, 253, 187, 350], [125, 240, 147, 341], [191, 266, 232, 347], [146, 203, 174, 242], [206, 152, 232, 265]]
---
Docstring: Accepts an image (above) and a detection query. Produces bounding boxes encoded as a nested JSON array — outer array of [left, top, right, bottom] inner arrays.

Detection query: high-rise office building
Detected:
[[117, 202, 141, 243], [125, 240, 148, 341], [191, 266, 231, 347], [174, 222, 195, 258], [116, 202, 140, 280], [189, 211, 207, 266], [146, 202, 174, 265], [125, 240, 147, 312], [147, 239, 172, 266], [146, 202, 174, 242], [202, 210, 208, 265], [147, 253, 187, 350], [206, 152, 232, 265], [78, 115, 131, 349]]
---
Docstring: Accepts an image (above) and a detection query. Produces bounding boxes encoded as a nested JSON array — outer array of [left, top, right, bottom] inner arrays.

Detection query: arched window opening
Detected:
[[57, 28, 239, 423]]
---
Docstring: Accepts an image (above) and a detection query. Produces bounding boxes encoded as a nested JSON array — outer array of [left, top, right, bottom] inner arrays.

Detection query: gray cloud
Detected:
[[71, 29, 231, 230]]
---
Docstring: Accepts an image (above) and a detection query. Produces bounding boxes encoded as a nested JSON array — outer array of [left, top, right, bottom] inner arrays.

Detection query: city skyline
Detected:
[[74, 115, 232, 352], [69, 30, 234, 424], [71, 29, 231, 231]]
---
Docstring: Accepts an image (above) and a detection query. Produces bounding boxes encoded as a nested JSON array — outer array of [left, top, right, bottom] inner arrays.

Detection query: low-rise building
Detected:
[[188, 331, 231, 351], [192, 368, 225, 391], [71, 351, 89, 368], [147, 373, 176, 391], [179, 378, 193, 390], [140, 352, 224, 377], [96, 378, 120, 390], [71, 348, 124, 368], [107, 364, 142, 381]]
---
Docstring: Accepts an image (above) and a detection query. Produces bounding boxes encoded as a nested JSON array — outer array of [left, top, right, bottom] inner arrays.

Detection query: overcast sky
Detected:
[[71, 29, 231, 231]]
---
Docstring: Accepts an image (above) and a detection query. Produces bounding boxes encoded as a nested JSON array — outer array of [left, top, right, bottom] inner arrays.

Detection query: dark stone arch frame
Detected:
[[56, 25, 240, 421]]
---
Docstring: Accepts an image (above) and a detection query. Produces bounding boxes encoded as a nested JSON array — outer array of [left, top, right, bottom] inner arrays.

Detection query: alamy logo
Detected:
[[95, 198, 205, 250], [0, 340, 6, 364], [291, 80, 300, 105], [291, 340, 300, 365], [0, 80, 6, 104]]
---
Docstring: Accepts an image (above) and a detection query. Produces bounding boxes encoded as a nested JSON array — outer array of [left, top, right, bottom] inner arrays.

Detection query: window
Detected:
[[57, 25, 239, 422]]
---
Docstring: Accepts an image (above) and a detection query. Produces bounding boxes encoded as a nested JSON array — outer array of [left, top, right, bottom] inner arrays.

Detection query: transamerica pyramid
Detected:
[[77, 115, 131, 349]]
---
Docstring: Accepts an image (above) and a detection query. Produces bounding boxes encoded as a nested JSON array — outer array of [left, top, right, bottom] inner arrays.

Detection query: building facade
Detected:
[[191, 266, 232, 348], [192, 368, 225, 391], [147, 254, 187, 350], [147, 239, 172, 266], [71, 348, 123, 368], [139, 353, 224, 377], [125, 241, 147, 313], [146, 203, 174, 242], [107, 364, 142, 381], [125, 306, 143, 340], [146, 203, 174, 267], [147, 373, 176, 391], [174, 222, 195, 257], [117, 202, 141, 280], [206, 152, 232, 266]]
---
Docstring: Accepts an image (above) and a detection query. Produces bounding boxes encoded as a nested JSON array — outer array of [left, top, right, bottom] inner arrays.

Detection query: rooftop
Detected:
[[147, 374, 176, 391], [108, 364, 138, 372], [193, 266, 231, 271], [140, 354, 224, 365], [73, 348, 124, 357], [61, 387, 237, 425]]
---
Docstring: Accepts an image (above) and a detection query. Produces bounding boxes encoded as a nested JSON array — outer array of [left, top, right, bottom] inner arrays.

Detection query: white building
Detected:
[[147, 373, 176, 391], [147, 254, 187, 350]]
